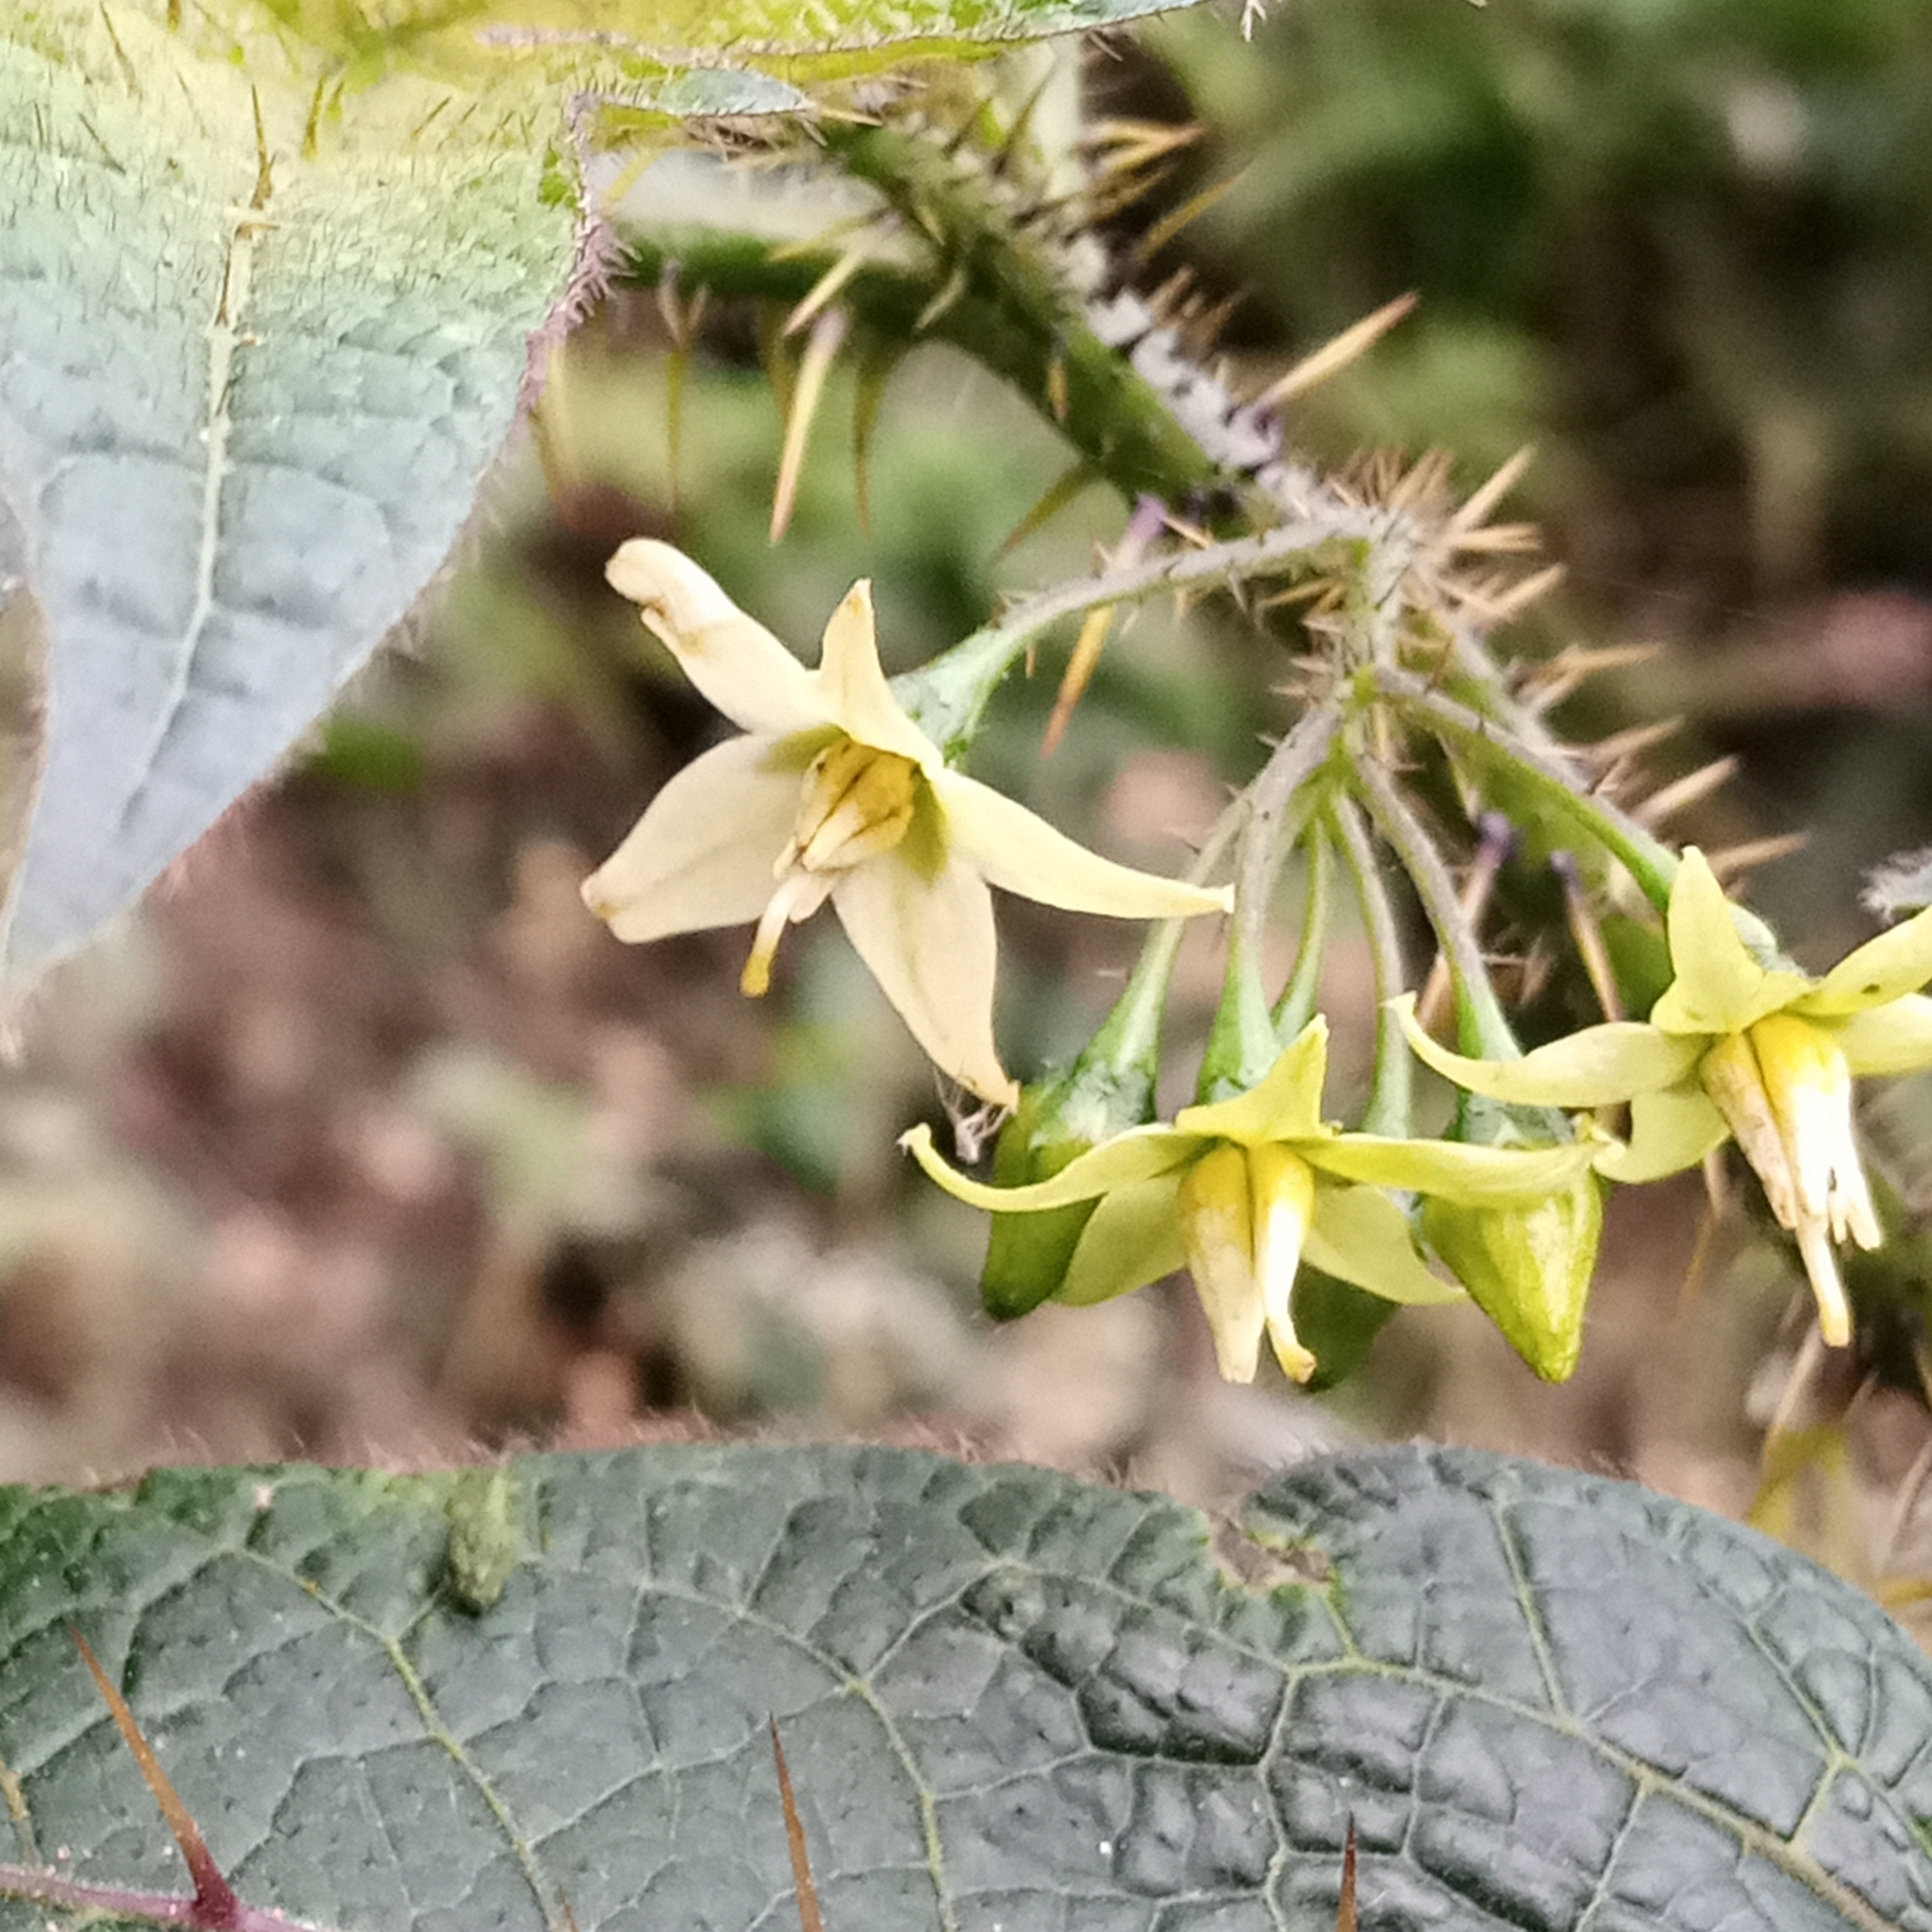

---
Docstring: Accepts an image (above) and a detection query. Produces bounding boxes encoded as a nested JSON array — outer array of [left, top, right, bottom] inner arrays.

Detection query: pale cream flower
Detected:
[[584, 541, 1230, 1105], [904, 1017, 1592, 1383], [1399, 848, 1932, 1346]]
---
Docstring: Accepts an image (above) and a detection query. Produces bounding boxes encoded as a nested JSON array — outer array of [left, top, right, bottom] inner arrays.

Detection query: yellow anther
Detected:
[[1248, 1142, 1318, 1384], [791, 741, 918, 874], [741, 872, 834, 997], [744, 742, 919, 995]]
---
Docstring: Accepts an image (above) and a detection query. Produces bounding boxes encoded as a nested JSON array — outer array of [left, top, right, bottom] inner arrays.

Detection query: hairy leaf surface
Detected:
[[0, 1444, 1921, 1931], [0, 2, 578, 984], [0, 0, 1207, 988]]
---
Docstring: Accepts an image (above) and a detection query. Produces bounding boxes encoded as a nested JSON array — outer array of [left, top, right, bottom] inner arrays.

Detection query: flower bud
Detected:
[[980, 908, 1187, 1317], [1421, 1095, 1604, 1381], [978, 1070, 1126, 1320]]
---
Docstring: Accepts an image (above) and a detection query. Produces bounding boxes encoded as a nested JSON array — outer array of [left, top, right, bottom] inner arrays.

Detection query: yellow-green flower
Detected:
[[902, 1016, 1593, 1383], [583, 541, 1230, 1107], [1397, 847, 1932, 1347]]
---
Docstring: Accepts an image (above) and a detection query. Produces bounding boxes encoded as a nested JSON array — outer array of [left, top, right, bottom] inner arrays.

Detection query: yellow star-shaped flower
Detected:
[[1398, 847, 1932, 1346], [583, 541, 1229, 1106], [904, 1017, 1592, 1382]]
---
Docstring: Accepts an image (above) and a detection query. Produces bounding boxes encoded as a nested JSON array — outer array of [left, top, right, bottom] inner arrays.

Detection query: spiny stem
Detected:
[[1232, 707, 1344, 967], [1328, 796, 1411, 1137], [614, 149, 1226, 514], [1352, 758, 1521, 1062], [1372, 666, 1679, 911], [896, 517, 1371, 756]]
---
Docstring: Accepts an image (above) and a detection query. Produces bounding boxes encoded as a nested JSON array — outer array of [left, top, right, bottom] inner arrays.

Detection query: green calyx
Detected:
[[1423, 1177, 1605, 1384]]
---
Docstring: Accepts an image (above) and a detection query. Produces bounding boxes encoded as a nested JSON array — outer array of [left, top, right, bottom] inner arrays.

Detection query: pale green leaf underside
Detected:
[[0, 0, 1209, 989], [0, 1444, 1923, 1932], [0, 2, 577, 984]]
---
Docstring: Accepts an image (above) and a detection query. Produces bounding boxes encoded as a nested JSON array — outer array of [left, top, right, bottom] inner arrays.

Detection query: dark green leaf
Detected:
[[0, 1445, 1922, 1930]]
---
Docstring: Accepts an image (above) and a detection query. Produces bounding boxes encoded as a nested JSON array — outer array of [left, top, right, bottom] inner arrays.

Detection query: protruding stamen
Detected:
[[1699, 1031, 1800, 1228], [742, 741, 919, 996], [742, 873, 834, 997]]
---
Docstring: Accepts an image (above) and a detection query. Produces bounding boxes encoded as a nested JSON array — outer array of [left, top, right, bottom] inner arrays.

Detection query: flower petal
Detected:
[[814, 579, 935, 763], [581, 736, 798, 942], [1058, 1174, 1189, 1306], [1833, 994, 1932, 1074], [1176, 1018, 1330, 1145], [834, 856, 1015, 1104], [1650, 847, 1810, 1034], [1802, 904, 1932, 1013], [1395, 994, 1700, 1106], [1309, 1131, 1594, 1200], [900, 1121, 1200, 1211], [607, 540, 824, 739], [1304, 1185, 1465, 1306], [1591, 1084, 1728, 1183], [935, 770, 1232, 920]]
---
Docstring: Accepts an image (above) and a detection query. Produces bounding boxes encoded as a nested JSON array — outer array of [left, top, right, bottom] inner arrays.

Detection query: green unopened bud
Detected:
[[979, 964, 1172, 1318], [1422, 1093, 1604, 1382], [974, 848, 1209, 1315], [979, 1069, 1134, 1320]]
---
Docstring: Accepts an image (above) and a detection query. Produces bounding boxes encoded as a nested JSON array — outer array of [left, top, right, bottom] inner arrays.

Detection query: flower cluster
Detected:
[[905, 1016, 1591, 1383], [583, 544, 1932, 1387], [1399, 847, 1932, 1348]]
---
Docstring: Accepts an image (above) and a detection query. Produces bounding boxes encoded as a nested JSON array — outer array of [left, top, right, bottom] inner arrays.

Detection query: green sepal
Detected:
[[1423, 1175, 1605, 1383], [1197, 928, 1282, 1104], [980, 1081, 1111, 1320], [1598, 913, 1675, 1023]]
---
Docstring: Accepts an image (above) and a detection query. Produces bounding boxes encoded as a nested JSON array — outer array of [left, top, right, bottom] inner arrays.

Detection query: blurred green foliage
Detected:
[[1153, 0, 1932, 614]]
